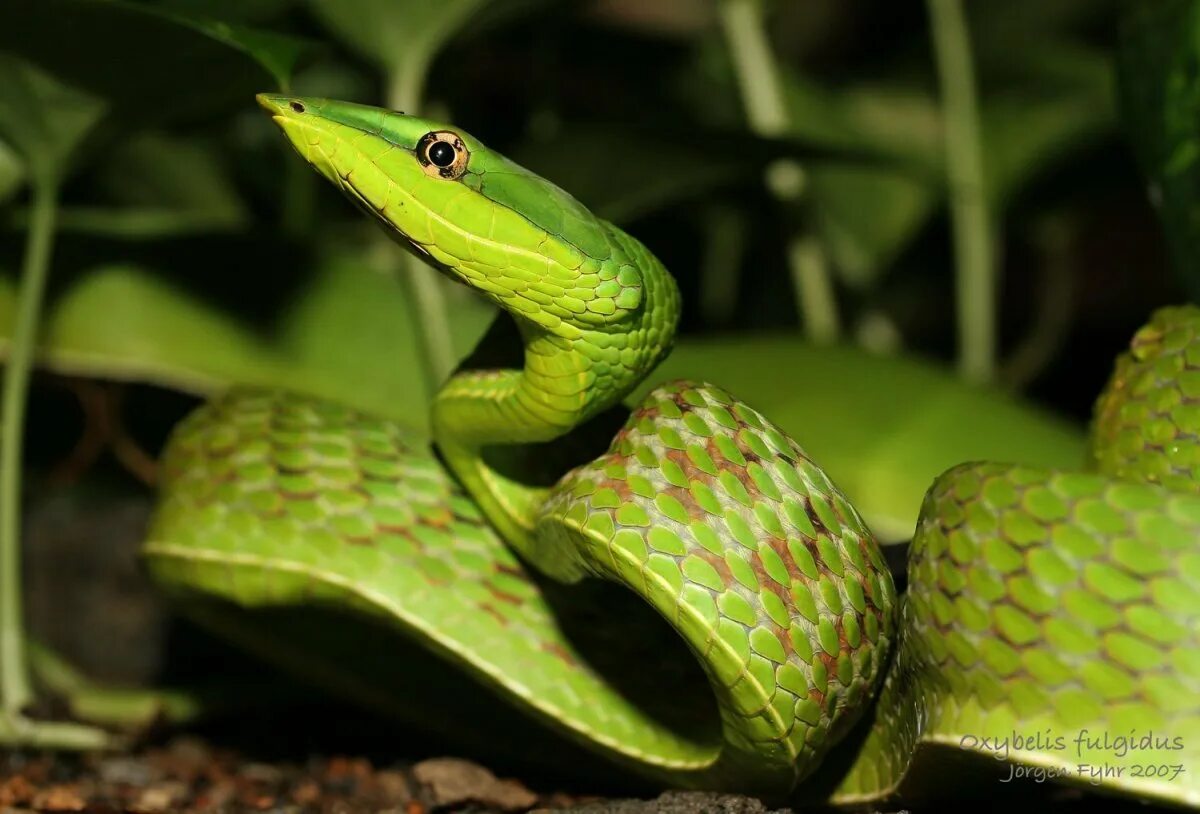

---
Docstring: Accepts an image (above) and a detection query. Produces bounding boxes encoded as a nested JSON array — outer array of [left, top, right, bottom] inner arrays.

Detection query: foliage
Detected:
[[1119, 0, 1200, 299]]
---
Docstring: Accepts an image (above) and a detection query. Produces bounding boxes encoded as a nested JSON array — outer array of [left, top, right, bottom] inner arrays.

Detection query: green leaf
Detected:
[[806, 164, 938, 289], [798, 72, 1112, 288], [509, 127, 755, 224], [0, 0, 315, 133], [306, 0, 489, 79], [982, 40, 1115, 206], [9, 207, 243, 239], [1118, 0, 1200, 298], [0, 250, 494, 431], [147, 0, 295, 23], [0, 55, 106, 182], [122, 0, 316, 90], [304, 0, 547, 109], [683, 43, 944, 286], [6, 133, 250, 238], [95, 133, 248, 232], [773, 78, 941, 286], [982, 81, 1113, 208], [973, 0, 1125, 63], [685, 36, 1114, 290], [0, 140, 25, 205]]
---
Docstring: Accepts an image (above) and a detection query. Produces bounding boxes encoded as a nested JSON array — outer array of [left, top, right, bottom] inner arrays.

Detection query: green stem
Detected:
[[387, 63, 457, 388], [717, 0, 839, 342], [1, 175, 58, 715], [927, 0, 995, 383], [387, 57, 426, 119], [787, 236, 839, 342], [717, 0, 788, 136]]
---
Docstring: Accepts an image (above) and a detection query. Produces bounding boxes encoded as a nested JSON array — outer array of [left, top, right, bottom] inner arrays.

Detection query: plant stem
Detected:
[[717, 0, 788, 136], [788, 236, 839, 341], [927, 0, 995, 383], [718, 0, 840, 342], [1, 175, 58, 715], [387, 66, 457, 389]]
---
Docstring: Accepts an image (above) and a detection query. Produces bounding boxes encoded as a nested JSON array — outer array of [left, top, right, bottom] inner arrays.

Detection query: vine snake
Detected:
[[142, 96, 1200, 807]]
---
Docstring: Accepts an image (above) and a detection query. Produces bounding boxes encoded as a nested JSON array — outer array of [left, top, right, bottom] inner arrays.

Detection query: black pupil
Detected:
[[428, 140, 456, 168]]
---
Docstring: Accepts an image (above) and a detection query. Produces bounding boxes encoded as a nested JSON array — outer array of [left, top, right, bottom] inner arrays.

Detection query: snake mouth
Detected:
[[389, 228, 437, 264]]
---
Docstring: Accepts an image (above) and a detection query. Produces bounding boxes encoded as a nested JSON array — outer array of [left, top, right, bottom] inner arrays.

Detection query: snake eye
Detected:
[[416, 131, 469, 180], [428, 141, 455, 167]]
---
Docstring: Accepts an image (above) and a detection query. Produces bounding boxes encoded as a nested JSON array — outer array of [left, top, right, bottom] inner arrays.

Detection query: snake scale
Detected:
[[141, 96, 1200, 807]]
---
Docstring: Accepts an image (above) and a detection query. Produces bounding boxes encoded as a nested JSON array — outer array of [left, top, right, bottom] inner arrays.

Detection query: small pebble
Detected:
[[98, 755, 157, 786], [133, 780, 188, 812]]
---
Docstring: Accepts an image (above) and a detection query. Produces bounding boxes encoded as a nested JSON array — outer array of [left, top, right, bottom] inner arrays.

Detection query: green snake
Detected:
[[141, 95, 1200, 807]]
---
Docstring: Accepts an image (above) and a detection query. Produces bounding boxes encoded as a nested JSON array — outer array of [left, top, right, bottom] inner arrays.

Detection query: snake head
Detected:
[[257, 94, 645, 335]]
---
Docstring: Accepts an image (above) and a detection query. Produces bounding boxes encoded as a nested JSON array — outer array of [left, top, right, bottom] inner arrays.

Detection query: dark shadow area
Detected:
[[156, 590, 715, 796]]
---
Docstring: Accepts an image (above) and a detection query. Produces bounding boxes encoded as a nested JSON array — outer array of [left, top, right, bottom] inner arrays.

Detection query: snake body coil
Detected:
[[143, 97, 1200, 807]]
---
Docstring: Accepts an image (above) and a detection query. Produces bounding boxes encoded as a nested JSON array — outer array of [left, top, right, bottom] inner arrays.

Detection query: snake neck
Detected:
[[433, 223, 681, 579], [254, 96, 683, 576]]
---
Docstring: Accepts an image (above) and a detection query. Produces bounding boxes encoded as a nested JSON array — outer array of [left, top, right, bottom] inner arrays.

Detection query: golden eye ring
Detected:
[[416, 131, 469, 180]]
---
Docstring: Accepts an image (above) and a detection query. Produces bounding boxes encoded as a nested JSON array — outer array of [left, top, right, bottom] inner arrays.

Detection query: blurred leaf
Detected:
[[646, 337, 1086, 540], [510, 119, 911, 236], [981, 40, 1115, 205], [125, 0, 316, 90], [7, 208, 243, 239], [773, 78, 942, 286], [98, 133, 248, 231], [0, 0, 314, 139], [307, 0, 488, 79], [99, 134, 247, 212], [458, 0, 559, 37], [0, 141, 23, 205], [801, 77, 1111, 287], [973, 0, 1125, 65], [146, 0, 295, 23], [983, 84, 1112, 207], [6, 133, 250, 237], [683, 43, 943, 285], [685, 33, 1115, 289], [1118, 0, 1200, 298], [510, 127, 755, 224], [0, 250, 493, 430], [0, 54, 106, 181], [306, 0, 548, 108], [806, 165, 936, 288], [788, 80, 943, 168]]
